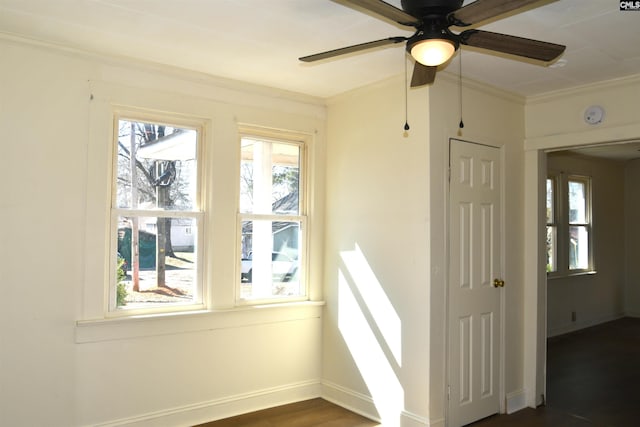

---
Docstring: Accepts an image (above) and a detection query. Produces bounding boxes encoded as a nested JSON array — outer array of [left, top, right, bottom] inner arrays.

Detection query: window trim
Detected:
[[546, 172, 595, 278], [80, 81, 324, 341], [546, 174, 559, 273], [81, 80, 217, 322], [106, 112, 208, 318], [236, 125, 310, 306], [566, 174, 593, 273]]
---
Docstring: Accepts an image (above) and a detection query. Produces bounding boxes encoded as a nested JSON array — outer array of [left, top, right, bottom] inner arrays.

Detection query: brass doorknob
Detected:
[[493, 279, 505, 288]]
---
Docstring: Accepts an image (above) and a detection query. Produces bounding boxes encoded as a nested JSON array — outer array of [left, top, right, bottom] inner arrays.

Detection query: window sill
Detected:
[[75, 300, 325, 344], [547, 270, 597, 280]]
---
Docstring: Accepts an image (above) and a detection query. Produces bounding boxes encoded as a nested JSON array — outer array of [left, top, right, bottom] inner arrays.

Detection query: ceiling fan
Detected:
[[299, 0, 566, 87]]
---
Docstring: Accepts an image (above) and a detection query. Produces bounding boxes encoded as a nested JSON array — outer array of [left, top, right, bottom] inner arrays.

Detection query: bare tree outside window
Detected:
[[112, 119, 201, 311]]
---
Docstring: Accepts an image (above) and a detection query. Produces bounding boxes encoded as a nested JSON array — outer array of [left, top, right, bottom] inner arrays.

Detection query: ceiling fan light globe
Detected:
[[411, 39, 456, 66]]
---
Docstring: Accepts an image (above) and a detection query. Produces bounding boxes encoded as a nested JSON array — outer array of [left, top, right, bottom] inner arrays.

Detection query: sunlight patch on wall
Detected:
[[340, 244, 402, 364], [338, 245, 404, 427]]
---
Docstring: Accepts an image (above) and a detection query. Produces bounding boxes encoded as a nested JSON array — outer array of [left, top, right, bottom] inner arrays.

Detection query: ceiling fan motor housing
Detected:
[[406, 14, 460, 58], [401, 0, 464, 17], [406, 30, 459, 56]]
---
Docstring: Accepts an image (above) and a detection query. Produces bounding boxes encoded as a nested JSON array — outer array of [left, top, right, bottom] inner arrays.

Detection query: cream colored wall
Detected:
[[323, 72, 525, 425], [0, 38, 326, 427], [526, 76, 640, 150], [523, 74, 640, 407], [625, 159, 640, 316], [323, 76, 431, 426], [546, 153, 625, 337]]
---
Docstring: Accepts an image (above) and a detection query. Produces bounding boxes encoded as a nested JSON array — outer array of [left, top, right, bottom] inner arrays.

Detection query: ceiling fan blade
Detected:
[[299, 37, 405, 62], [450, 0, 544, 27], [461, 30, 566, 62], [342, 0, 420, 26], [410, 63, 437, 87]]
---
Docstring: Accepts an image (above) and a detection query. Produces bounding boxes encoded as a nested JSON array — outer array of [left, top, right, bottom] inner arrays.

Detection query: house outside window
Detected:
[[546, 172, 593, 276], [238, 129, 307, 303], [111, 117, 203, 314]]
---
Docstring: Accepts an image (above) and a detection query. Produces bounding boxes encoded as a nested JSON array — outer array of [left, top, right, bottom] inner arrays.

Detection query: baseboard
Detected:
[[506, 389, 527, 414], [548, 313, 624, 337], [90, 380, 321, 427], [321, 380, 435, 427]]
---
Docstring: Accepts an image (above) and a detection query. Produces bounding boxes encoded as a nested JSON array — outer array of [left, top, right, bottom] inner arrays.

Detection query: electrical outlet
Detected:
[[571, 311, 577, 322]]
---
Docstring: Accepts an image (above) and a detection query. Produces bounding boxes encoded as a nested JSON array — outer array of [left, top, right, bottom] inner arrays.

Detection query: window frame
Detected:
[[546, 172, 594, 278], [546, 174, 559, 273], [81, 81, 323, 342], [107, 111, 208, 317], [236, 126, 310, 305], [566, 174, 593, 274]]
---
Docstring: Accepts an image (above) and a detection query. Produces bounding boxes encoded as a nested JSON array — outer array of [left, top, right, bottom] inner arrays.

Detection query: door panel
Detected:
[[449, 139, 502, 427]]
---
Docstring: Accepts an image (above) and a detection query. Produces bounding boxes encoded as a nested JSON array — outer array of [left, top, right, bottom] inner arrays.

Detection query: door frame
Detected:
[[523, 137, 640, 409], [446, 138, 506, 426]]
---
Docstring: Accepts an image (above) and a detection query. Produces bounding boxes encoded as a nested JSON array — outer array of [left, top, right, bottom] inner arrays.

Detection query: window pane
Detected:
[[240, 219, 302, 299], [240, 139, 300, 215], [569, 225, 589, 270], [546, 178, 554, 224], [568, 180, 586, 224], [546, 226, 556, 272], [116, 120, 198, 211], [116, 215, 198, 309]]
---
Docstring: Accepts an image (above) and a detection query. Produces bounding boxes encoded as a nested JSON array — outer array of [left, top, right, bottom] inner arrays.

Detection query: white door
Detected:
[[448, 139, 502, 426]]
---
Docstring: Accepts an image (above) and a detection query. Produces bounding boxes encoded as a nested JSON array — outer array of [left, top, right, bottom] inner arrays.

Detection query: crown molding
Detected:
[[526, 73, 640, 105], [0, 31, 326, 109]]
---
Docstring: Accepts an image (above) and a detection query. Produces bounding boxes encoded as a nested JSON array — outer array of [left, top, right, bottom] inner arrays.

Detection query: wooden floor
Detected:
[[193, 398, 379, 427], [196, 318, 640, 427]]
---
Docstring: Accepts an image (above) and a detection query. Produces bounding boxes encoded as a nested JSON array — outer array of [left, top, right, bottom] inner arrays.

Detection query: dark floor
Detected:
[[470, 317, 640, 427]]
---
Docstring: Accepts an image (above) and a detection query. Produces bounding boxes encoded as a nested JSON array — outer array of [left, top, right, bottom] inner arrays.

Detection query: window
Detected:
[[238, 130, 307, 303], [546, 173, 593, 276], [568, 177, 591, 271], [111, 117, 203, 314], [546, 176, 557, 272]]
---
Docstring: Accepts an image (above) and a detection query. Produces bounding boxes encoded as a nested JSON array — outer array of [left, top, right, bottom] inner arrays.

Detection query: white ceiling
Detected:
[[1, 0, 639, 99]]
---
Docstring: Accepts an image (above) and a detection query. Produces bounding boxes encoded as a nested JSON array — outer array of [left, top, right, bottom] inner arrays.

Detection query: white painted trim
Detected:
[[523, 149, 546, 409], [327, 68, 525, 108], [0, 32, 326, 109], [506, 389, 527, 414], [424, 416, 445, 427], [526, 73, 640, 104], [321, 381, 434, 427], [525, 125, 640, 152], [76, 301, 324, 343], [321, 381, 379, 422], [437, 71, 525, 104], [525, 119, 640, 407], [403, 410, 436, 427], [88, 380, 321, 427]]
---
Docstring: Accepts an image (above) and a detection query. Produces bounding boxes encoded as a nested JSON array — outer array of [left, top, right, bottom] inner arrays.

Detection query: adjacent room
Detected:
[[1, 1, 639, 426]]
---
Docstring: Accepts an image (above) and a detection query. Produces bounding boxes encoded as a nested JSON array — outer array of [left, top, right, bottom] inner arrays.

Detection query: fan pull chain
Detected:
[[404, 53, 410, 135], [459, 50, 464, 130]]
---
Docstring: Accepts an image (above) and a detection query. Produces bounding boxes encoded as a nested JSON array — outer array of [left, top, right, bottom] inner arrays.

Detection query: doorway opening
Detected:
[[525, 140, 640, 414]]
